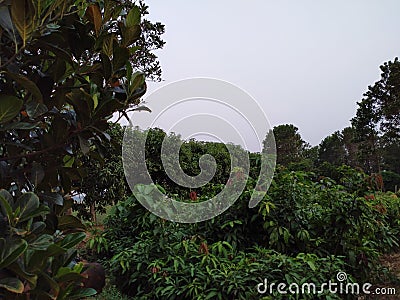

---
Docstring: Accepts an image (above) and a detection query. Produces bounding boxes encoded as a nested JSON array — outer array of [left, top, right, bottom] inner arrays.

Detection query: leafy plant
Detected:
[[0, 0, 164, 298]]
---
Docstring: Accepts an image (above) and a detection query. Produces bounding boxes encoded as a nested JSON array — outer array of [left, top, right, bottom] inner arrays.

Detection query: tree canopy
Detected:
[[0, 0, 164, 298]]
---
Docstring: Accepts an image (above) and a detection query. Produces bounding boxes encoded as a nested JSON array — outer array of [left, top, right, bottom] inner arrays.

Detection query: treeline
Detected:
[[264, 59, 400, 192], [75, 57, 400, 220]]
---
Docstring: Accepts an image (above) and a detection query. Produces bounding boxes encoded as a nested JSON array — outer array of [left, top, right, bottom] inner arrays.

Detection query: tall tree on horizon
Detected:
[[351, 58, 400, 173], [266, 124, 306, 166]]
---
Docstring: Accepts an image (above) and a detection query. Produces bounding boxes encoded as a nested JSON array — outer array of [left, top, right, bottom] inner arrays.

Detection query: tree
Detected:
[[0, 0, 163, 298], [351, 94, 381, 173], [74, 123, 129, 222], [266, 124, 306, 166], [318, 131, 346, 166], [351, 58, 400, 173], [341, 126, 359, 168]]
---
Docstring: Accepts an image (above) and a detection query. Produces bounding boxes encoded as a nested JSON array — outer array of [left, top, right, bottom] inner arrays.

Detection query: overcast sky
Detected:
[[133, 0, 400, 147]]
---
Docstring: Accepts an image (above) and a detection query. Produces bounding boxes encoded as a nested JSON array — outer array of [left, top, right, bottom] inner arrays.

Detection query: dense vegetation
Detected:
[[0, 0, 399, 299]]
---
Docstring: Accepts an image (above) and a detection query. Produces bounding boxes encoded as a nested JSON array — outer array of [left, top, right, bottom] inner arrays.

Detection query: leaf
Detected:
[[30, 162, 45, 186], [7, 72, 43, 103], [14, 192, 40, 221], [0, 277, 24, 294], [113, 45, 129, 71], [0, 189, 13, 217], [7, 260, 38, 288], [0, 122, 39, 130], [121, 24, 141, 46], [11, 0, 35, 46], [68, 288, 97, 300], [306, 260, 316, 271], [102, 34, 114, 57], [63, 155, 75, 168], [85, 4, 102, 36], [26, 100, 48, 118], [0, 238, 28, 269], [78, 136, 90, 154], [130, 71, 145, 92], [65, 89, 91, 123], [126, 6, 141, 27], [57, 232, 86, 249], [57, 215, 86, 231], [0, 95, 23, 124], [100, 53, 112, 81], [131, 106, 151, 113], [29, 234, 53, 251], [31, 221, 46, 235], [40, 192, 63, 206], [0, 5, 18, 46]]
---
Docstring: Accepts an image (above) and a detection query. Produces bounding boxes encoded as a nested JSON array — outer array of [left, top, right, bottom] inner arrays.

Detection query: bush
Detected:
[[99, 167, 400, 298], [259, 168, 400, 278]]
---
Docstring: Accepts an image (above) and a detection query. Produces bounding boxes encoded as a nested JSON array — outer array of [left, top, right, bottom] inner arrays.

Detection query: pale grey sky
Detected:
[[136, 0, 400, 146]]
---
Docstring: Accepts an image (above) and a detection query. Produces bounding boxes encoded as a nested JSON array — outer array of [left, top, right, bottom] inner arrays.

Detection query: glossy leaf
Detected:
[[0, 189, 13, 217], [7, 72, 44, 103], [0, 95, 23, 124], [26, 100, 48, 118], [0, 238, 28, 269], [126, 6, 141, 27], [13, 192, 40, 219], [0, 277, 24, 293], [85, 4, 102, 36], [10, 0, 35, 46]]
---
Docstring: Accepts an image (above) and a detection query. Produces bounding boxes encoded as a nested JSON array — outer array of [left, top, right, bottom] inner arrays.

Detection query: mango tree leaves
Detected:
[[0, 95, 23, 124]]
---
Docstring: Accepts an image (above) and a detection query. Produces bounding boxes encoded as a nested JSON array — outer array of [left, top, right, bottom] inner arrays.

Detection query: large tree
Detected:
[[0, 0, 163, 298], [266, 124, 306, 166], [318, 131, 346, 166], [351, 58, 400, 173]]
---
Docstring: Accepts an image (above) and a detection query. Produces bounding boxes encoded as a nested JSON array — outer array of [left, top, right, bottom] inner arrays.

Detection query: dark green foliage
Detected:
[[101, 193, 347, 299], [0, 0, 164, 298], [73, 123, 129, 221], [260, 168, 400, 278], [265, 124, 306, 166], [382, 170, 400, 192], [136, 127, 233, 198], [98, 165, 400, 298], [351, 58, 400, 174]]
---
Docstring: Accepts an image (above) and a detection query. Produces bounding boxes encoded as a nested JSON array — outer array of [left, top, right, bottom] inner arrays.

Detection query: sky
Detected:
[[130, 0, 400, 148]]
